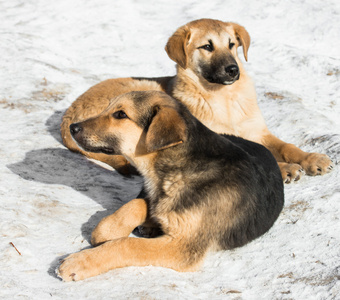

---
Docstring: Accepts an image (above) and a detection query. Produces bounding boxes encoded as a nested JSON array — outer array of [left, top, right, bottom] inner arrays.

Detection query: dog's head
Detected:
[[70, 91, 187, 167], [165, 18, 250, 85]]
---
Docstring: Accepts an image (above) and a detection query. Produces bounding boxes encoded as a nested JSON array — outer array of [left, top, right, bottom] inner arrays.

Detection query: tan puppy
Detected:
[[57, 91, 284, 281], [61, 18, 333, 182]]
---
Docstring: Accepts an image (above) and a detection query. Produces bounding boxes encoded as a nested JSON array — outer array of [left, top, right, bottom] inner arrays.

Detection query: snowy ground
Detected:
[[1, 0, 340, 299]]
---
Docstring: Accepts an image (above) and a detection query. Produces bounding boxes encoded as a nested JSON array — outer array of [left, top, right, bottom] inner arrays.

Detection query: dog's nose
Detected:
[[225, 64, 239, 78], [70, 123, 82, 136]]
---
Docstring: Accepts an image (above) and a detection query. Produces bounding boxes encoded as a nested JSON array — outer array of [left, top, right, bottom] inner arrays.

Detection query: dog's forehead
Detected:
[[190, 25, 235, 45], [103, 95, 135, 117], [106, 91, 172, 116], [107, 95, 129, 109]]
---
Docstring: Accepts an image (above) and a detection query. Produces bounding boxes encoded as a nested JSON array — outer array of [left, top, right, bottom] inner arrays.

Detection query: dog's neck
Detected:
[[169, 62, 261, 138]]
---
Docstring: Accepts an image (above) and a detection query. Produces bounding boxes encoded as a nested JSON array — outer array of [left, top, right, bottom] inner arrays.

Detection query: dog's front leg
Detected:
[[91, 198, 148, 246], [263, 134, 333, 183], [58, 236, 197, 281]]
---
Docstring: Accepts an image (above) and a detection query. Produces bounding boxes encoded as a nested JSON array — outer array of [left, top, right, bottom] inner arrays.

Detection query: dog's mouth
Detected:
[[70, 122, 119, 155], [78, 143, 117, 155], [205, 74, 239, 86], [222, 77, 239, 85], [99, 147, 116, 155]]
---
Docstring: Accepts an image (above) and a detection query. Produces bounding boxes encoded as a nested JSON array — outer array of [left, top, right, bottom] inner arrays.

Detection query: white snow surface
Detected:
[[1, 0, 340, 299]]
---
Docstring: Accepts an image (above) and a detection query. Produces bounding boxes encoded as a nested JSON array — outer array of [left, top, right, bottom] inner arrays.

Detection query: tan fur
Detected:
[[58, 234, 200, 281], [145, 105, 187, 153], [60, 18, 333, 182], [91, 198, 149, 246]]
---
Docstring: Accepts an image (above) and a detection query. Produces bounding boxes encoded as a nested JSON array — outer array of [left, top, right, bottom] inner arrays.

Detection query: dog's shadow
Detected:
[[7, 110, 143, 246], [8, 111, 144, 278]]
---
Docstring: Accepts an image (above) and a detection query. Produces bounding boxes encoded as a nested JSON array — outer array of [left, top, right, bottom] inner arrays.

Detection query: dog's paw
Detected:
[[299, 153, 334, 176], [279, 162, 305, 183], [57, 249, 98, 282]]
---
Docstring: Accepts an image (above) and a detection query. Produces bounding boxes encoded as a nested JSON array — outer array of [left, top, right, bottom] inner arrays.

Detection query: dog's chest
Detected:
[[194, 93, 248, 136], [174, 76, 267, 142]]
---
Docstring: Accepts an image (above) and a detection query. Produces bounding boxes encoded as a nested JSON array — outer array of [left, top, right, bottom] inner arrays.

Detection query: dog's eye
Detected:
[[199, 41, 214, 52], [229, 42, 235, 50], [201, 44, 213, 52], [113, 110, 128, 119]]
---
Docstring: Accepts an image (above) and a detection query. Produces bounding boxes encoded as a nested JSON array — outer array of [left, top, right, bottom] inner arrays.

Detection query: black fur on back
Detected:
[[147, 100, 284, 250]]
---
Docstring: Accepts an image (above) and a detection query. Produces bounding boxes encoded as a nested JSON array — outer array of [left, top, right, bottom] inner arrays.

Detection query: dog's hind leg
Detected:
[[58, 235, 202, 281], [91, 198, 148, 246]]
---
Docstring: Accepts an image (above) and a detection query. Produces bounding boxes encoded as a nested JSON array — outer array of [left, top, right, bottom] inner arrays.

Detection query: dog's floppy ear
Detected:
[[145, 105, 187, 153], [165, 26, 191, 69], [231, 23, 250, 61]]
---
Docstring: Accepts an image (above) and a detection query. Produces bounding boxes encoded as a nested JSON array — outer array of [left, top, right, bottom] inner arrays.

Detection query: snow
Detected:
[[1, 0, 340, 298]]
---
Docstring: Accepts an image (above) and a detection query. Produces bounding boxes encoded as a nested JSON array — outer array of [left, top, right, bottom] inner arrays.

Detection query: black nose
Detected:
[[70, 123, 82, 136], [225, 64, 239, 78]]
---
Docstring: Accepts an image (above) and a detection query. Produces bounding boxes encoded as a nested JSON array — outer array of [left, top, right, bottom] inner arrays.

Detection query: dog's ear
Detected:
[[165, 26, 191, 69], [145, 105, 187, 153], [231, 23, 250, 61]]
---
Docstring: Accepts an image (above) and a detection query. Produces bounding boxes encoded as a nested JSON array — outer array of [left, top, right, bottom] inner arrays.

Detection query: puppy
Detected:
[[60, 18, 333, 183], [57, 91, 284, 281]]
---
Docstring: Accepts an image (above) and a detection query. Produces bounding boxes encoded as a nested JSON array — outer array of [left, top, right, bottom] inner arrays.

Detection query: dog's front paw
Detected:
[[279, 162, 305, 183], [300, 153, 334, 176], [57, 249, 99, 282]]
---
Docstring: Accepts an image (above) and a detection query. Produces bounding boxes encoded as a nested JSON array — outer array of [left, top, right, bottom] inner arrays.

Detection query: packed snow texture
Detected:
[[1, 0, 340, 299]]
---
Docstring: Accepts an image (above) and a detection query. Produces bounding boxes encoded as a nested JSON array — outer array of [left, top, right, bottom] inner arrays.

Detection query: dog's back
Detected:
[[218, 135, 284, 249], [148, 108, 284, 252]]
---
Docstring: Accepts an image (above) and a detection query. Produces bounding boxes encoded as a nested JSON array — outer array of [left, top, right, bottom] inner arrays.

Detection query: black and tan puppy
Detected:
[[57, 91, 284, 281]]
